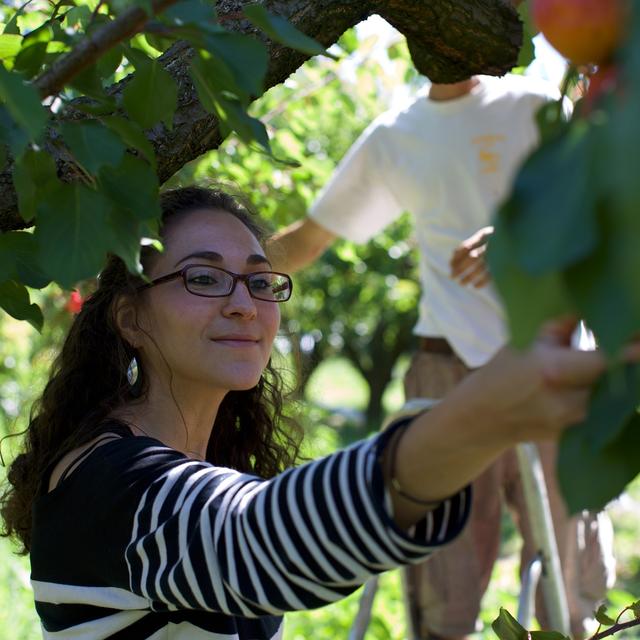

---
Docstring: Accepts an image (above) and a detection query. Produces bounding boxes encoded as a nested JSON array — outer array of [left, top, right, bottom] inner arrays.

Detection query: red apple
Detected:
[[532, 0, 627, 65], [65, 290, 84, 315]]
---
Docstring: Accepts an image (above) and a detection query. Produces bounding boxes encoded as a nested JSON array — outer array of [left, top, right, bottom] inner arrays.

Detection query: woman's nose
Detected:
[[221, 280, 258, 319]]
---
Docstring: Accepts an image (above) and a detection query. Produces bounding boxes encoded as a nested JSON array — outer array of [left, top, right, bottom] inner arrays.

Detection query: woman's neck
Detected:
[[113, 383, 225, 460]]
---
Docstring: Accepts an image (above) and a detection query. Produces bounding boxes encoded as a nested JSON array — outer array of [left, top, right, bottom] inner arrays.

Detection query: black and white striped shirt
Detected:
[[30, 421, 470, 638]]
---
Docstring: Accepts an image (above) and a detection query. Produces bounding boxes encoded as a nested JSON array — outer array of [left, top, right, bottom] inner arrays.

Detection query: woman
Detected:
[[0, 186, 618, 639]]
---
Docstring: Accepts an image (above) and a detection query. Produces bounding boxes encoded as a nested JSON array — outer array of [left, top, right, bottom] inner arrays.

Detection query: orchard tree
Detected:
[[0, 0, 524, 429], [488, 0, 640, 636], [488, 0, 639, 514]]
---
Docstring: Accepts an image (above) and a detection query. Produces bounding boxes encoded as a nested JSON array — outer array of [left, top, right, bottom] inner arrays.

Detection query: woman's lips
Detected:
[[211, 336, 260, 347]]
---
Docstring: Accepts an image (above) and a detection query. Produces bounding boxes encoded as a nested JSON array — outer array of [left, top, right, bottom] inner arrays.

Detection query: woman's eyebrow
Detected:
[[175, 251, 272, 268]]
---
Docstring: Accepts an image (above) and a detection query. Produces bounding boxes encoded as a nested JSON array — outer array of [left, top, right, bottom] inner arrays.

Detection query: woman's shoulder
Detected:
[[45, 421, 186, 495]]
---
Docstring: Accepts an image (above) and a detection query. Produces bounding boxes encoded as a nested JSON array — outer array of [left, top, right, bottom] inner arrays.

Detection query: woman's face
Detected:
[[136, 208, 281, 394]]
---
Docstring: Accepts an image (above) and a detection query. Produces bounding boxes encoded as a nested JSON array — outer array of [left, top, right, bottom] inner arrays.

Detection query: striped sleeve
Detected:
[[125, 428, 470, 617]]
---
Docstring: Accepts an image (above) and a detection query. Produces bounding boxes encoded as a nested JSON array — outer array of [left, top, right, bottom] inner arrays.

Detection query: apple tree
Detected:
[[486, 0, 640, 518]]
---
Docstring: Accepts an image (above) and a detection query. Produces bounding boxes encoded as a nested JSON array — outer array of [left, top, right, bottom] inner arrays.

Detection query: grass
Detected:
[[1, 356, 640, 639], [0, 531, 41, 639]]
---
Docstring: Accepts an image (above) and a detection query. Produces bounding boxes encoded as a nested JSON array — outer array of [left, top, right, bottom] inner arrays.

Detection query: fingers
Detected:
[[536, 344, 607, 388], [537, 316, 580, 347], [450, 250, 491, 287]]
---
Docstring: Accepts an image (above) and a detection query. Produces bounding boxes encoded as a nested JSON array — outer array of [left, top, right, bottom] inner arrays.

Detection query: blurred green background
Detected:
[[2, 17, 640, 640]]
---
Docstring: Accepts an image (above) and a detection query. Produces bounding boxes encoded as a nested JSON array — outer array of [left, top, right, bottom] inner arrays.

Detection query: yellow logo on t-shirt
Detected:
[[472, 135, 506, 174]]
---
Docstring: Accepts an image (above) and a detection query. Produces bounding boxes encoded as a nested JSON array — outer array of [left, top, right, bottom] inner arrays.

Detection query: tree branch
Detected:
[[1, 0, 523, 233], [591, 617, 640, 640], [33, 0, 181, 99]]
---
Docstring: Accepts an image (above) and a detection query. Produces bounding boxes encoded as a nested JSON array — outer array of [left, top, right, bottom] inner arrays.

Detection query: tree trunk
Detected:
[[363, 364, 393, 432], [0, 0, 521, 233]]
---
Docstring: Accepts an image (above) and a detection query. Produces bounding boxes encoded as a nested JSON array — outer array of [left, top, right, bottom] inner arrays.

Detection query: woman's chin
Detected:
[[217, 371, 263, 392]]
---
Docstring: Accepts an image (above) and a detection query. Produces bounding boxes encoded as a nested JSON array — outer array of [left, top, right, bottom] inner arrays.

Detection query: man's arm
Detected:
[[267, 217, 338, 274], [450, 225, 493, 288]]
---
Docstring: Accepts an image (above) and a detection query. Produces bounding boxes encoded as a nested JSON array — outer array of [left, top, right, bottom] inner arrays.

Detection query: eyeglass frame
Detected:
[[136, 263, 293, 302]]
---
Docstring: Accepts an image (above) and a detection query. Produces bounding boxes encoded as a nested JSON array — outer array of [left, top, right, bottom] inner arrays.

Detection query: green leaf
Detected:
[[123, 45, 152, 70], [630, 601, 640, 618], [0, 64, 47, 141], [99, 154, 161, 274], [558, 412, 640, 513], [98, 153, 161, 222], [106, 206, 144, 276], [21, 22, 54, 46], [60, 120, 126, 175], [535, 100, 570, 145], [578, 364, 640, 451], [564, 206, 640, 355], [101, 115, 156, 167], [96, 44, 123, 79], [216, 93, 270, 151], [3, 13, 21, 35], [530, 632, 570, 639], [190, 51, 238, 110], [595, 604, 616, 626], [122, 57, 177, 129], [190, 53, 269, 150], [69, 64, 107, 99], [0, 231, 49, 289], [13, 41, 48, 78], [505, 124, 597, 275], [12, 147, 58, 220], [0, 34, 23, 60], [243, 5, 334, 59], [0, 280, 43, 331], [162, 0, 217, 25], [143, 32, 175, 53], [35, 183, 113, 287], [487, 211, 573, 348], [0, 104, 28, 156], [64, 6, 93, 31], [491, 608, 528, 640], [199, 32, 267, 98], [69, 96, 117, 116]]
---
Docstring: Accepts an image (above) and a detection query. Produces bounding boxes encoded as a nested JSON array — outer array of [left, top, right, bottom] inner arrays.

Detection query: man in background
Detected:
[[268, 71, 615, 639]]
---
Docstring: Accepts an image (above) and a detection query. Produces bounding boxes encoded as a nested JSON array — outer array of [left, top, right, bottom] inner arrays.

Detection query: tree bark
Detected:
[[0, 0, 521, 233]]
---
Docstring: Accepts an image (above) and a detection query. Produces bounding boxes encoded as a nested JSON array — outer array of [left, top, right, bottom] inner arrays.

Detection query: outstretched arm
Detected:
[[267, 217, 337, 274]]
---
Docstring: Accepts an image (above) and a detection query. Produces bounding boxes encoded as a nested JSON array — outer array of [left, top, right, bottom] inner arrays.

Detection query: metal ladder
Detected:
[[348, 400, 570, 639]]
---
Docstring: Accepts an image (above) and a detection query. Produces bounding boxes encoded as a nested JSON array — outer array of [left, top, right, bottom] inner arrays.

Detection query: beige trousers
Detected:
[[402, 350, 615, 639]]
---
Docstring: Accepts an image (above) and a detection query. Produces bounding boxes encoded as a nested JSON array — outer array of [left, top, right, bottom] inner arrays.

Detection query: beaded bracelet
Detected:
[[385, 423, 444, 508]]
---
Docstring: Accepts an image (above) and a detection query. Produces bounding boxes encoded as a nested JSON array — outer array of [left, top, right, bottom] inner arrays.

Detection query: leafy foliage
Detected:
[[488, 4, 640, 513], [0, 0, 328, 326]]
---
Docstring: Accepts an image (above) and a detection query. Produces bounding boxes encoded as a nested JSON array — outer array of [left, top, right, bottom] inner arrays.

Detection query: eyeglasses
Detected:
[[137, 264, 293, 302]]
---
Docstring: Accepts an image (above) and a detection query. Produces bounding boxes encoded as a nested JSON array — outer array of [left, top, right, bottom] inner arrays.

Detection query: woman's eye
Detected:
[[250, 278, 270, 290], [189, 274, 218, 285]]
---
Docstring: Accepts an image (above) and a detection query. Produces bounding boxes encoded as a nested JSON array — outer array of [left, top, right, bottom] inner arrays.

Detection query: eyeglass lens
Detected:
[[185, 266, 291, 301]]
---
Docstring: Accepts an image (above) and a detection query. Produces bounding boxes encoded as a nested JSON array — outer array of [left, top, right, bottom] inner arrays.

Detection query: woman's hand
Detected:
[[386, 319, 613, 528]]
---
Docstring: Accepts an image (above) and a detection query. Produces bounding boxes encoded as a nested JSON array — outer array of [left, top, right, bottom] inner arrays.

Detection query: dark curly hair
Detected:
[[1, 186, 302, 553]]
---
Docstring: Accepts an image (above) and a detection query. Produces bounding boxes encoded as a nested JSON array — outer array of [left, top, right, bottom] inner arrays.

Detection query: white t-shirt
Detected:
[[310, 74, 565, 367]]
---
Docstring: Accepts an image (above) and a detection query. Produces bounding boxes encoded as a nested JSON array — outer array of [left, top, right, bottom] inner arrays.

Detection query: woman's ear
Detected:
[[113, 295, 143, 349]]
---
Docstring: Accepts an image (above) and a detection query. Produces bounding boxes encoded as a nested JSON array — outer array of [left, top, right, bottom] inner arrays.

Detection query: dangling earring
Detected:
[[127, 356, 143, 397], [127, 356, 139, 386]]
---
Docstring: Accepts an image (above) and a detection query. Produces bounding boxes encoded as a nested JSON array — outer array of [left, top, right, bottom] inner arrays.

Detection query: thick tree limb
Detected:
[[0, 0, 521, 233]]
